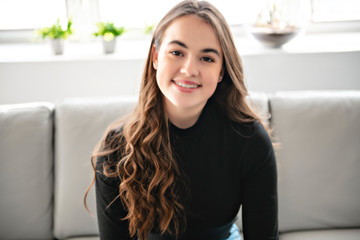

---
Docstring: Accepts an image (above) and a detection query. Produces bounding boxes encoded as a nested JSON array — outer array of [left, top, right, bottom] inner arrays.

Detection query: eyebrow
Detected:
[[168, 40, 220, 57]]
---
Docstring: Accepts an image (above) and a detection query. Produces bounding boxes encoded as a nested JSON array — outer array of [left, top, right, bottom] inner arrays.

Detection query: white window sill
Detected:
[[0, 32, 360, 63]]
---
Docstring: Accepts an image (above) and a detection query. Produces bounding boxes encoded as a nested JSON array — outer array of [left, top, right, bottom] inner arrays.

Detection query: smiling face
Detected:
[[153, 14, 223, 121]]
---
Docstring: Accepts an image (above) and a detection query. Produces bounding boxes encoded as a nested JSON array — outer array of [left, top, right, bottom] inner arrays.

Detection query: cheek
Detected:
[[155, 62, 171, 92], [205, 70, 221, 86], [156, 64, 167, 85], [157, 49, 170, 68], [156, 57, 177, 82], [155, 70, 165, 92], [203, 70, 221, 96]]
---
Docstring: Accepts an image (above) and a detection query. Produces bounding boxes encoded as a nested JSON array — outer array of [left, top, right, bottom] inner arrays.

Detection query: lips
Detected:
[[172, 80, 201, 89]]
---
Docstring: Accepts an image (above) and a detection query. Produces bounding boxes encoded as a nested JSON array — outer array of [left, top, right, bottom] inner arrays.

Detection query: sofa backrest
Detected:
[[53, 97, 137, 239], [270, 91, 360, 232], [0, 103, 54, 240], [2, 91, 359, 239]]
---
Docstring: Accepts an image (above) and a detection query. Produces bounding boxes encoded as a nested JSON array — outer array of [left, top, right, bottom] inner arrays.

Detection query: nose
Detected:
[[180, 56, 199, 77]]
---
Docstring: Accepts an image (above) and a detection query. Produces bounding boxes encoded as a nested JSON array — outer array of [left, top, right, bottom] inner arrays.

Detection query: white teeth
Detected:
[[175, 81, 199, 89]]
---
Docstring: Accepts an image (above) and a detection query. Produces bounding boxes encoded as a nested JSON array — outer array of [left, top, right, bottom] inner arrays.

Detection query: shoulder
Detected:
[[231, 121, 274, 160], [210, 101, 273, 151], [230, 119, 271, 145], [245, 121, 272, 150], [104, 125, 124, 147], [210, 100, 271, 144], [234, 121, 276, 178], [96, 126, 125, 173]]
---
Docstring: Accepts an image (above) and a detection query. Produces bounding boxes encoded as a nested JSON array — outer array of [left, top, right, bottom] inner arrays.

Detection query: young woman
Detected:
[[85, 1, 278, 239]]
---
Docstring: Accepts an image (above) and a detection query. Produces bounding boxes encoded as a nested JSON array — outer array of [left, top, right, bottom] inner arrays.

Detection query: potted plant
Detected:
[[36, 19, 73, 55], [144, 23, 156, 35], [93, 22, 125, 54], [247, 1, 310, 48]]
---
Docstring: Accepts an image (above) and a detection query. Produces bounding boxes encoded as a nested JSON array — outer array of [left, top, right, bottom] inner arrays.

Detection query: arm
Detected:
[[241, 123, 279, 240], [95, 154, 136, 240]]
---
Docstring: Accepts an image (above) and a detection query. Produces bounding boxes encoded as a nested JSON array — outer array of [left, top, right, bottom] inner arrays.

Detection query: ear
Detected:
[[152, 45, 158, 70], [218, 69, 224, 82]]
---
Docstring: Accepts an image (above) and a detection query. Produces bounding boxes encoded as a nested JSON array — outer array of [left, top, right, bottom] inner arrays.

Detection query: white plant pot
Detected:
[[50, 39, 65, 55], [102, 38, 116, 54]]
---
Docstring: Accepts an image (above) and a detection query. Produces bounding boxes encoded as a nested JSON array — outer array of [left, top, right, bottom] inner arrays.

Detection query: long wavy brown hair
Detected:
[[85, 1, 267, 239]]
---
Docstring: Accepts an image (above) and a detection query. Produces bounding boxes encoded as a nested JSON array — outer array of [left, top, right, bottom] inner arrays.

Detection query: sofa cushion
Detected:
[[54, 97, 137, 239], [247, 91, 271, 126], [65, 237, 99, 240], [270, 91, 360, 232], [279, 228, 360, 240], [0, 102, 54, 240]]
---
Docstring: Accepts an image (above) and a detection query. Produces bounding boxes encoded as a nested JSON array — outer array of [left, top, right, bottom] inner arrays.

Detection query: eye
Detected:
[[201, 56, 215, 62], [170, 50, 183, 56]]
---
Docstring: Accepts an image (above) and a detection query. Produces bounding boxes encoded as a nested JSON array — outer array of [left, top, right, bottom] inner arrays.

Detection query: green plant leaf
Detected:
[[35, 18, 73, 40], [93, 21, 126, 38]]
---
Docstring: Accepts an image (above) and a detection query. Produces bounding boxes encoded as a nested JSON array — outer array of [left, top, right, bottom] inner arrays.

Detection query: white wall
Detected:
[[242, 51, 360, 92], [1, 35, 360, 105], [0, 59, 145, 104]]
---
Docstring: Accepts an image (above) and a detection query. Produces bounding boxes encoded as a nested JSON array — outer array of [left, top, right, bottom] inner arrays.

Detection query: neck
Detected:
[[165, 100, 206, 129]]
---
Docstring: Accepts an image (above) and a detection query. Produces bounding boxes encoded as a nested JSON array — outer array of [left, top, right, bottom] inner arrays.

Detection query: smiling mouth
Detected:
[[172, 80, 201, 89]]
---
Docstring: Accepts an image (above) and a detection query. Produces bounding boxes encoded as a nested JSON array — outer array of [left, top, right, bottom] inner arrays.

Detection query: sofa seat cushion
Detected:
[[280, 228, 360, 240], [65, 237, 99, 240]]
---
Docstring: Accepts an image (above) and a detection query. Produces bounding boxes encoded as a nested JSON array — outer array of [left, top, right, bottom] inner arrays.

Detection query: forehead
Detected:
[[161, 15, 222, 53]]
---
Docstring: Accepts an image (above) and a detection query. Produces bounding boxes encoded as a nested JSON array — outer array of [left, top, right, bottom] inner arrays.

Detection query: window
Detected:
[[97, 0, 256, 27], [0, 0, 66, 30], [0, 0, 359, 42], [312, 0, 360, 22]]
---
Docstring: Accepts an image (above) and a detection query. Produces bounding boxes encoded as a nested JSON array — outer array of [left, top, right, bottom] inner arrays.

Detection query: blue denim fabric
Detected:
[[223, 224, 241, 240], [146, 223, 241, 240]]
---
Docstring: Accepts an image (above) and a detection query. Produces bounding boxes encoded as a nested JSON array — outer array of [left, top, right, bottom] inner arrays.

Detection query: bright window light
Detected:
[[0, 0, 359, 31], [0, 0, 67, 30], [312, 0, 360, 22], [97, 0, 257, 27]]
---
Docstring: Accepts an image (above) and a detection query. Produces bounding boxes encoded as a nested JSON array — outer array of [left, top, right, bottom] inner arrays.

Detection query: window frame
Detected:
[[0, 0, 359, 43]]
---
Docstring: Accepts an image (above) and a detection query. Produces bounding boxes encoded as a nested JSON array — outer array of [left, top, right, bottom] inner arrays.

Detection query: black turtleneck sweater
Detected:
[[95, 99, 278, 240]]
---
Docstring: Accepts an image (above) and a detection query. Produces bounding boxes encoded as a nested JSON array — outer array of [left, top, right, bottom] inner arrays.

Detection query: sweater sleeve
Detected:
[[241, 123, 279, 240], [95, 154, 136, 240]]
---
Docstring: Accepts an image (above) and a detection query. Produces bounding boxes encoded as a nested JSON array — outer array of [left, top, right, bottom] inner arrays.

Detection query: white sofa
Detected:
[[1, 91, 359, 240]]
